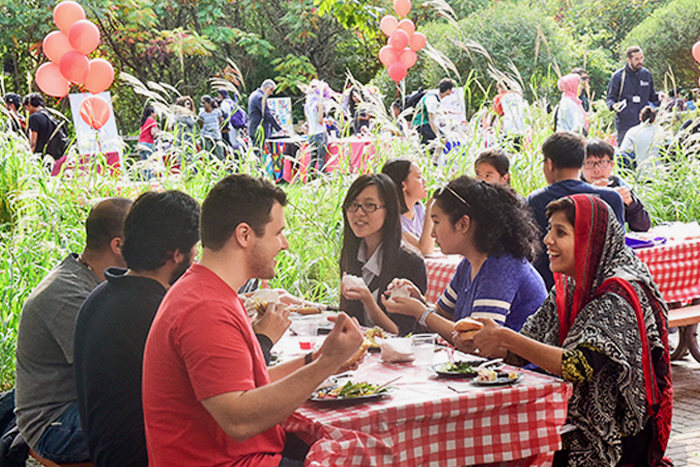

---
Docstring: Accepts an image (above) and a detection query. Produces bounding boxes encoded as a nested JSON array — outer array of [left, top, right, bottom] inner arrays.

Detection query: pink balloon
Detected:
[[42, 31, 75, 63], [379, 46, 399, 67], [388, 61, 408, 82], [36, 63, 70, 97], [68, 20, 100, 55], [84, 58, 115, 94], [398, 19, 415, 36], [53, 1, 86, 34], [693, 41, 700, 64], [393, 0, 411, 17], [59, 51, 90, 83], [380, 15, 398, 37], [399, 49, 417, 68], [410, 32, 427, 52], [80, 95, 111, 130], [388, 29, 410, 51]]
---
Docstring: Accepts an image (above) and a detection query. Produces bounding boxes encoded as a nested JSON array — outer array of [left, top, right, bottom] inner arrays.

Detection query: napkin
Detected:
[[342, 274, 365, 291], [380, 338, 415, 363], [389, 284, 411, 300]]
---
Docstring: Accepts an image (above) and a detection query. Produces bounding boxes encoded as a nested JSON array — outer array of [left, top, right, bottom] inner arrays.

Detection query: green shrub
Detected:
[[623, 0, 700, 90]]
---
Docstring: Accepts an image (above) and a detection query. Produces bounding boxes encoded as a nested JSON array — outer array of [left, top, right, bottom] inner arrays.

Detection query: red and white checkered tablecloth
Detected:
[[424, 255, 463, 304], [634, 238, 700, 304], [424, 239, 700, 306], [282, 354, 572, 467]]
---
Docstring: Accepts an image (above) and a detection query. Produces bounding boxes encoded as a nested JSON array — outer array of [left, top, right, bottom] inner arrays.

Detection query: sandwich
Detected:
[[344, 339, 371, 367], [453, 317, 484, 341]]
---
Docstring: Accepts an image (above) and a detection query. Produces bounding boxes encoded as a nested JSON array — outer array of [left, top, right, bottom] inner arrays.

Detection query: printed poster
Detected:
[[68, 92, 122, 156], [267, 97, 294, 135]]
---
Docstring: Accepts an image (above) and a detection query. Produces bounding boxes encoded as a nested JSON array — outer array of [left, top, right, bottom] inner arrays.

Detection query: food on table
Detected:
[[453, 317, 484, 341], [440, 361, 478, 374], [344, 339, 371, 367], [288, 305, 322, 315], [313, 381, 389, 399], [477, 368, 498, 383], [365, 326, 386, 348], [507, 371, 519, 380]]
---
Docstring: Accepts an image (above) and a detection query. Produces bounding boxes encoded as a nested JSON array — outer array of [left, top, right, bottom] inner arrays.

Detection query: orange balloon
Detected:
[[388, 61, 407, 82], [388, 29, 410, 51], [399, 49, 417, 68], [59, 51, 90, 83], [43, 31, 75, 63], [54, 1, 86, 34], [693, 41, 700, 64], [68, 20, 100, 55], [410, 32, 427, 52], [398, 19, 415, 36], [35, 63, 70, 98], [84, 59, 114, 94], [379, 46, 399, 67], [393, 0, 411, 17], [80, 95, 111, 130], [380, 15, 398, 37]]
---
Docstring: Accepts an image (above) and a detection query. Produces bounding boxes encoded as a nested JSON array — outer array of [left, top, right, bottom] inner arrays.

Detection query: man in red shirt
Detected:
[[142, 174, 363, 467]]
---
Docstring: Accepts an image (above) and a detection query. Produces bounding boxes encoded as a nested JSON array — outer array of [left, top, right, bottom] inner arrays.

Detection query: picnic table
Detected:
[[277, 334, 572, 467]]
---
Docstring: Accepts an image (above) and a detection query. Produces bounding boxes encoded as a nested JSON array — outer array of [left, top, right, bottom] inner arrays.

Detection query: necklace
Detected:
[[77, 254, 94, 272]]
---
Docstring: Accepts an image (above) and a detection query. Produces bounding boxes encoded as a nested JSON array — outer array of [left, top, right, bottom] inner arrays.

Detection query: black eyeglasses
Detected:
[[436, 184, 471, 208], [583, 159, 613, 169], [346, 202, 385, 213]]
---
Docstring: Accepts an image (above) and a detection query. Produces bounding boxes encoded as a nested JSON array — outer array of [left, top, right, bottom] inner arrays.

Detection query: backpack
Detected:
[[404, 88, 426, 120], [229, 103, 248, 130], [41, 111, 69, 161]]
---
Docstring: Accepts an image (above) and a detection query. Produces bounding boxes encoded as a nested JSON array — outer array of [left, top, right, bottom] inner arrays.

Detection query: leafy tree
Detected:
[[623, 0, 700, 90]]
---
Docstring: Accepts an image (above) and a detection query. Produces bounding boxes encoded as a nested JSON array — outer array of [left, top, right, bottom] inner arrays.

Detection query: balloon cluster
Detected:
[[693, 41, 700, 87], [37, 1, 114, 129], [378, 0, 426, 83]]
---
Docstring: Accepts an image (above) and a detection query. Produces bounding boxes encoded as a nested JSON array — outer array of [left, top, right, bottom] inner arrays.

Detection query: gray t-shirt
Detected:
[[15, 253, 101, 447]]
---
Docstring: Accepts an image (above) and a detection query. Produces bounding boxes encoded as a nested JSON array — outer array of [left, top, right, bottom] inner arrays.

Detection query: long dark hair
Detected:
[[141, 106, 155, 127], [340, 174, 402, 290], [381, 158, 413, 214], [433, 176, 541, 261]]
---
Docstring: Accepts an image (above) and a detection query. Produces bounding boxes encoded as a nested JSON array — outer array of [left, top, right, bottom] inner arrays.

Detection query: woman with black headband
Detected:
[[383, 176, 546, 351]]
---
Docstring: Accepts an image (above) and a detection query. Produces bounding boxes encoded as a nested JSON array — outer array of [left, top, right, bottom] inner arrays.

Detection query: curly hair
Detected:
[[433, 176, 541, 261]]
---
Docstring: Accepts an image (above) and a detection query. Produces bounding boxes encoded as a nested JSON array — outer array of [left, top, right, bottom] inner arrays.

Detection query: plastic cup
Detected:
[[294, 318, 318, 350], [411, 333, 437, 366]]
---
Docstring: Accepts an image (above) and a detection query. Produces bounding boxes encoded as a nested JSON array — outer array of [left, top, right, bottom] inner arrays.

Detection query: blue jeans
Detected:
[[307, 132, 327, 174], [33, 402, 90, 463]]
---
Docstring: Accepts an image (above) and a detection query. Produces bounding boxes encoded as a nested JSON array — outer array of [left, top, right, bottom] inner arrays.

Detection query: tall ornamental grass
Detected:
[[1, 104, 699, 388]]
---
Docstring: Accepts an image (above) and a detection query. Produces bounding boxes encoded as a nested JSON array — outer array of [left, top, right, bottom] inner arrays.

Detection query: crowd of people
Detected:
[[10, 123, 675, 466], [3, 42, 691, 467]]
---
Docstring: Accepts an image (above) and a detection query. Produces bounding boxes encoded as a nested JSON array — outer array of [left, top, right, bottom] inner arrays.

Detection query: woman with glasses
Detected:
[[340, 174, 427, 336], [383, 176, 546, 351], [381, 158, 435, 256]]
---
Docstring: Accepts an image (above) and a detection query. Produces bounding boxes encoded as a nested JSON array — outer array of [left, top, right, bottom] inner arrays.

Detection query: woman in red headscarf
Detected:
[[555, 73, 589, 134], [473, 194, 672, 467]]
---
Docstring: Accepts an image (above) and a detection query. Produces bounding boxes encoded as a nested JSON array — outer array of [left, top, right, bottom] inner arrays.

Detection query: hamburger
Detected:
[[453, 317, 484, 341]]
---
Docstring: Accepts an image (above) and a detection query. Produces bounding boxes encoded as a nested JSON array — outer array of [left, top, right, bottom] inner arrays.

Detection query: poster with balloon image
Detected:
[[68, 92, 121, 156]]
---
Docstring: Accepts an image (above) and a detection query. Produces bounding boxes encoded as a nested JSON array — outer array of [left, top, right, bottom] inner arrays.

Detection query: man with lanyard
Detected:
[[606, 46, 660, 145], [411, 78, 455, 145]]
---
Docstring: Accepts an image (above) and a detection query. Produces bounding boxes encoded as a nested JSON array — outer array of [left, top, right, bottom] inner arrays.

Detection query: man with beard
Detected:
[[142, 175, 363, 467], [606, 46, 660, 145], [73, 190, 201, 467]]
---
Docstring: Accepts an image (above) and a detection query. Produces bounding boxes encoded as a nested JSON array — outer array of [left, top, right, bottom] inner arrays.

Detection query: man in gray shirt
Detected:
[[15, 197, 132, 463]]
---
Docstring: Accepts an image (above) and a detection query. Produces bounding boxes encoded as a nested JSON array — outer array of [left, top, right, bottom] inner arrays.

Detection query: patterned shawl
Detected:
[[520, 194, 672, 466]]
